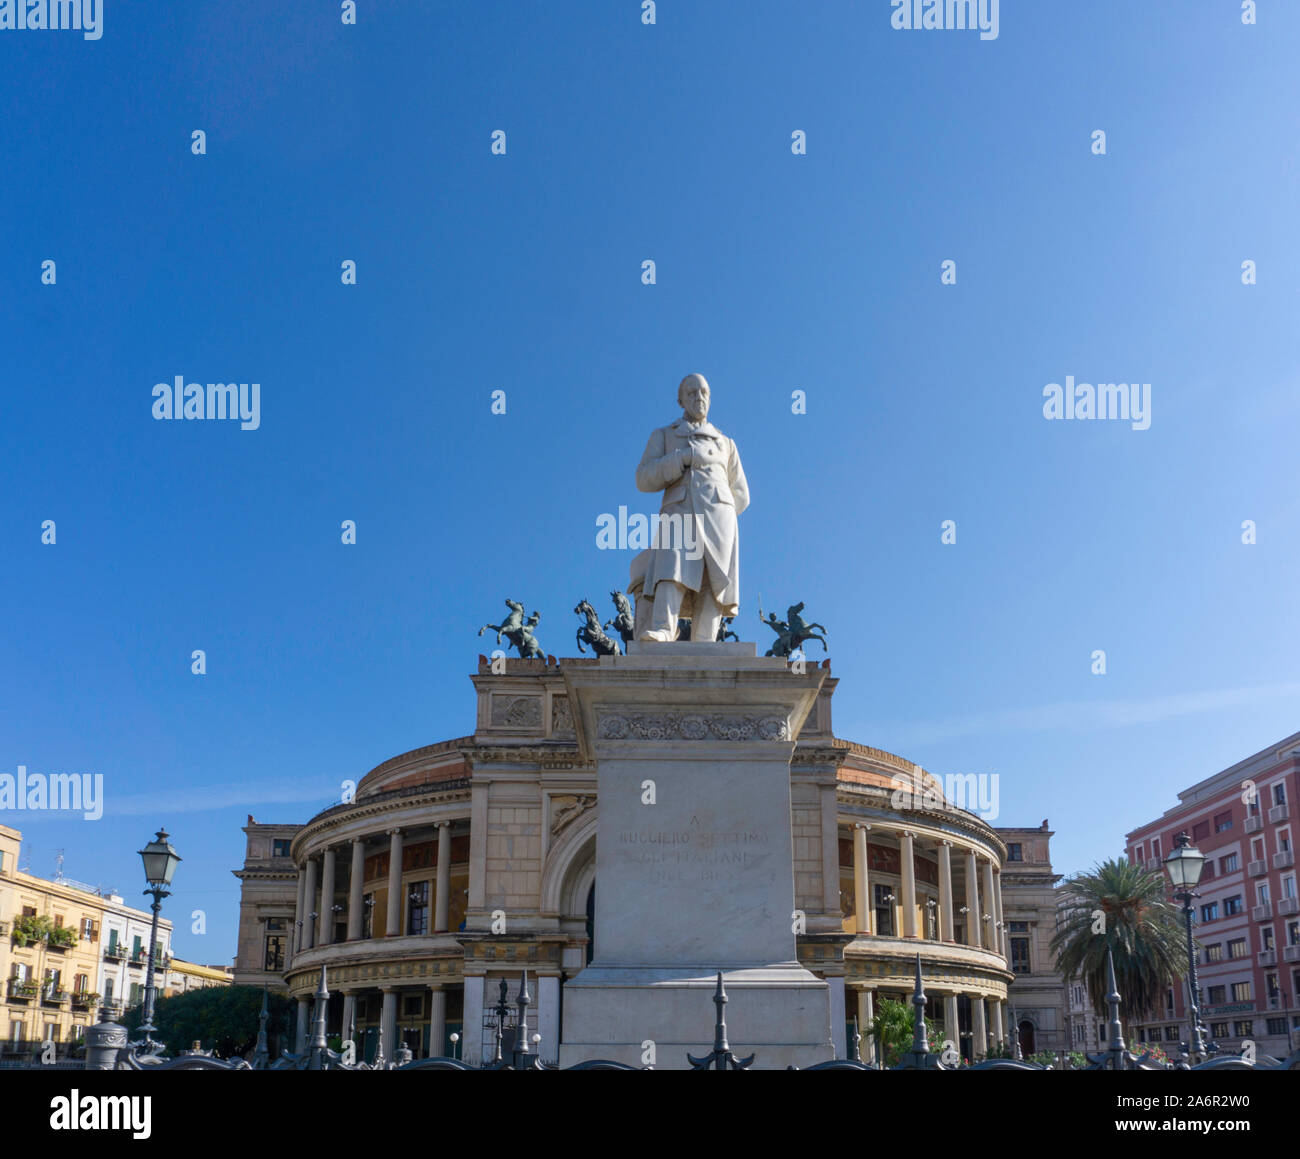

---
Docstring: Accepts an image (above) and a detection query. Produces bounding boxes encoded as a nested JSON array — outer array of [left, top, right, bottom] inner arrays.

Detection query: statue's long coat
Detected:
[[635, 417, 749, 617]]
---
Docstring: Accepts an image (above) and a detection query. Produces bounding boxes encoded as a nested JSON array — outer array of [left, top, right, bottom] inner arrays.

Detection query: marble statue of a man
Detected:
[[633, 373, 749, 642]]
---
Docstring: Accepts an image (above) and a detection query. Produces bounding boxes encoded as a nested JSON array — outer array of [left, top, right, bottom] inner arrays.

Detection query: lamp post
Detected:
[[1163, 831, 1207, 1063], [136, 828, 181, 1049]]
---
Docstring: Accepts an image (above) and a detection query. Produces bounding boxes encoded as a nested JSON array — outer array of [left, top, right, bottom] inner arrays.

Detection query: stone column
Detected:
[[428, 986, 446, 1058], [340, 992, 356, 1049], [434, 821, 453, 933], [981, 859, 996, 951], [537, 975, 560, 1064], [318, 846, 337, 947], [347, 838, 365, 941], [939, 840, 955, 942], [294, 996, 310, 1054], [462, 975, 485, 1066], [292, 865, 306, 956], [993, 868, 1006, 957], [827, 976, 847, 1058], [857, 988, 876, 1064], [971, 995, 987, 1059], [386, 829, 403, 937], [853, 823, 870, 936], [943, 992, 959, 1053], [380, 988, 398, 1063], [900, 831, 917, 938], [302, 857, 318, 950], [965, 849, 980, 948]]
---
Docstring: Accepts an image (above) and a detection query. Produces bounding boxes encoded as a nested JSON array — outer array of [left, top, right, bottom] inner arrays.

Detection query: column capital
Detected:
[[437, 820, 451, 831], [853, 821, 871, 831], [940, 838, 953, 847], [388, 828, 402, 837], [900, 829, 915, 840]]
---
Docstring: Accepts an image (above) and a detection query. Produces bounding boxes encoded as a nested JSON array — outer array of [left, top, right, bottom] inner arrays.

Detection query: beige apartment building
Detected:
[[1, 824, 173, 1058]]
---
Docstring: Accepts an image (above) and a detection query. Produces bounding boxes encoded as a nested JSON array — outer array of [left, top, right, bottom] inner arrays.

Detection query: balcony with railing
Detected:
[[1273, 849, 1294, 870], [5, 979, 39, 1003], [1258, 948, 1278, 967], [102, 944, 125, 962], [69, 991, 99, 1011], [1284, 944, 1300, 963], [1278, 896, 1300, 916], [41, 986, 67, 1008], [1248, 859, 1269, 877], [1252, 901, 1273, 921], [1245, 814, 1263, 833], [1269, 802, 1290, 824]]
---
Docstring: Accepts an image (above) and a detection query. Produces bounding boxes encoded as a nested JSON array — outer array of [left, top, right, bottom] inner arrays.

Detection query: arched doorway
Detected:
[[1018, 1019, 1036, 1055], [585, 883, 595, 964]]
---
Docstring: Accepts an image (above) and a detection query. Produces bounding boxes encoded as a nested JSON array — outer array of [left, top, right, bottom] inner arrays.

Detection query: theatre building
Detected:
[[1125, 730, 1300, 1060], [232, 656, 1014, 1065]]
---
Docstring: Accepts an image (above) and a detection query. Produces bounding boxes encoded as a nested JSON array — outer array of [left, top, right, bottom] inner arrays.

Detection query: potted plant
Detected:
[[47, 924, 78, 951], [11, 914, 53, 948]]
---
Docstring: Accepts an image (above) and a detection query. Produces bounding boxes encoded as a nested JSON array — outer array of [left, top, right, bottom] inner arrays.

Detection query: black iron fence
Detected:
[[47, 949, 1300, 1072]]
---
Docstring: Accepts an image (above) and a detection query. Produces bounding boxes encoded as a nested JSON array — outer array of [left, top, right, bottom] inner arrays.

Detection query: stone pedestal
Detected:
[[558, 642, 834, 1069]]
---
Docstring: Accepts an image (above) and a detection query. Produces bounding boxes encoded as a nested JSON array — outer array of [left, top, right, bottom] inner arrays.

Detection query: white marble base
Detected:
[[558, 965, 833, 1070], [558, 650, 834, 1070]]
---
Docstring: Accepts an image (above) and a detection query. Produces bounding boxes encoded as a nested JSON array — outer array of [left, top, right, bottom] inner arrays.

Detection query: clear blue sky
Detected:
[[2, 1, 1297, 963]]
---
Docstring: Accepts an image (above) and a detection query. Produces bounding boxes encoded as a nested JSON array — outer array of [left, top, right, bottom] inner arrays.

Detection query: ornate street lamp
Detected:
[[1163, 831, 1207, 1063], [136, 828, 181, 1049]]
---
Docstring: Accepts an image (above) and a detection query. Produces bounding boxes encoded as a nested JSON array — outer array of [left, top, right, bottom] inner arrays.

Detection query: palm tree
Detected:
[[865, 997, 944, 1067], [1052, 857, 1189, 1025]]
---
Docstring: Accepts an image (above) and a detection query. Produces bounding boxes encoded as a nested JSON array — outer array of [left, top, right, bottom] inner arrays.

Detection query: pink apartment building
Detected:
[[1125, 729, 1299, 1061]]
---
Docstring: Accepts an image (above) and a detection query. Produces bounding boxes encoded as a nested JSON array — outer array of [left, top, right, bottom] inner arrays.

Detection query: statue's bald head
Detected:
[[678, 373, 710, 422]]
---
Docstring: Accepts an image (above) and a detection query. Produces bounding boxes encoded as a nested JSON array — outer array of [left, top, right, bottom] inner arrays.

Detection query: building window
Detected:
[[1164, 1026, 1179, 1042], [402, 993, 424, 1018], [264, 936, 285, 972], [1205, 943, 1223, 962], [1207, 985, 1226, 1004], [407, 881, 430, 937], [1263, 927, 1276, 952], [1134, 846, 1144, 864], [1202, 862, 1215, 881], [1283, 876, 1296, 901], [1219, 853, 1238, 873], [1233, 1020, 1254, 1037], [1211, 1022, 1229, 1039], [873, 884, 895, 937], [1200, 902, 1218, 922], [1231, 981, 1252, 1002], [1289, 921, 1300, 946], [1007, 844, 1022, 862], [1225, 895, 1244, 916], [1214, 811, 1234, 833], [1259, 882, 1271, 905], [1227, 938, 1248, 960], [1192, 820, 1210, 842], [1267, 1017, 1287, 1036], [272, 839, 291, 858], [1275, 783, 1288, 806], [265, 917, 287, 932], [1010, 937, 1030, 974]]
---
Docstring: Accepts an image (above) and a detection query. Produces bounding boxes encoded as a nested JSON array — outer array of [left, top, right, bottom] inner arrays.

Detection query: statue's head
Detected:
[[677, 373, 710, 422]]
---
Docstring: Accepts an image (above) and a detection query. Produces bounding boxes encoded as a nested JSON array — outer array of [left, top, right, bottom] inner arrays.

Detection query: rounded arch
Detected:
[[541, 812, 597, 917]]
